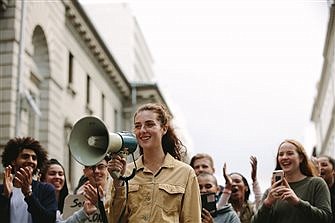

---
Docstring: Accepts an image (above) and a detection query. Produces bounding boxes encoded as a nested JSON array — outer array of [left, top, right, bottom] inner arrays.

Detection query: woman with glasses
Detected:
[[108, 103, 201, 222]]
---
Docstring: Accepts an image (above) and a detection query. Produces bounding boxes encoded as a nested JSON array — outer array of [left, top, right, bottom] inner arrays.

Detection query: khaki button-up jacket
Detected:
[[109, 153, 201, 223]]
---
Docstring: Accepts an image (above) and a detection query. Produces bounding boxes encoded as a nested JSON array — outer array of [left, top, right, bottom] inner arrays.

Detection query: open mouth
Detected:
[[232, 188, 238, 193]]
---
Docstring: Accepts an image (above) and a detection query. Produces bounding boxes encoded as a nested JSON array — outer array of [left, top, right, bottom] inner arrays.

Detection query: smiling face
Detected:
[[12, 148, 37, 173], [133, 110, 167, 151], [318, 156, 335, 184], [45, 164, 65, 192], [83, 160, 108, 188], [197, 173, 218, 194], [277, 142, 302, 175]]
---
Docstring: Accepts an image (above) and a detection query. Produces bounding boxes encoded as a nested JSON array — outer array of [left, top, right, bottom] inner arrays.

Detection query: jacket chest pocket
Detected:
[[127, 184, 141, 213], [156, 184, 185, 212]]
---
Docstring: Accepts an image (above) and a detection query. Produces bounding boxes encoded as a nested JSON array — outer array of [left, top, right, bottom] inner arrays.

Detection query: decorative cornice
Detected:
[[131, 82, 169, 111], [63, 0, 132, 98]]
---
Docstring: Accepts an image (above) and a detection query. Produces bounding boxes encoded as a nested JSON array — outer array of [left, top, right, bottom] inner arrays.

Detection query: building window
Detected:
[[26, 90, 40, 138], [68, 52, 73, 85], [114, 109, 118, 131], [101, 93, 105, 120], [64, 123, 73, 189], [86, 75, 90, 105]]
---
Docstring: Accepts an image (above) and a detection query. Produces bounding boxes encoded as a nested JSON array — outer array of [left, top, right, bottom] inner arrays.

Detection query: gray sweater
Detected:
[[56, 209, 89, 223], [251, 177, 332, 223], [214, 203, 241, 223]]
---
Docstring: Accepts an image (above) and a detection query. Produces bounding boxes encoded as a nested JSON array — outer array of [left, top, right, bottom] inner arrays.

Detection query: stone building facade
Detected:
[[0, 0, 167, 189], [311, 2, 335, 156]]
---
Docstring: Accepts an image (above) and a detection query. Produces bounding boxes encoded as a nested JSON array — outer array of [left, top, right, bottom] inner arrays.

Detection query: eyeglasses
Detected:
[[85, 164, 107, 171]]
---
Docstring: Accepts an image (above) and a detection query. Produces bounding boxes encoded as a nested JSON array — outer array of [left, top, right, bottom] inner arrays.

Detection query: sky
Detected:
[[81, 0, 330, 192]]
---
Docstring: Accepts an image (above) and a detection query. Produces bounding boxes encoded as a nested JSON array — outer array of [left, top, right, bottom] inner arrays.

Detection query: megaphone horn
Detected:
[[68, 116, 137, 168]]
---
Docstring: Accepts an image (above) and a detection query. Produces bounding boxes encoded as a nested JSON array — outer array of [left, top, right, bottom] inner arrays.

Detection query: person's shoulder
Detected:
[[215, 204, 240, 222], [33, 180, 55, 191], [308, 176, 326, 184], [305, 176, 329, 189], [217, 203, 235, 213]]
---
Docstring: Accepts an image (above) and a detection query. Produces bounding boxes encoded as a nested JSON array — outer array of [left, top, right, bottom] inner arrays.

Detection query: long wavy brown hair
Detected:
[[275, 139, 317, 177]]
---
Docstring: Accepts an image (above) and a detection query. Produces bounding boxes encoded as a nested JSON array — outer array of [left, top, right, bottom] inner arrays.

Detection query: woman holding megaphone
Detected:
[[108, 103, 201, 223]]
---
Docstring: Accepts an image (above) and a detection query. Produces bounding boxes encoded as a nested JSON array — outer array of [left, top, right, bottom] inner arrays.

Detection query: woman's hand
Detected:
[[263, 179, 283, 207], [276, 178, 300, 205], [3, 166, 13, 198], [107, 154, 127, 186], [222, 162, 232, 191], [201, 208, 214, 223], [250, 156, 257, 182]]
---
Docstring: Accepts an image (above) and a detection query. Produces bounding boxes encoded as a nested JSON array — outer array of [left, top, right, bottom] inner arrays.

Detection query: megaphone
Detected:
[[68, 116, 137, 167]]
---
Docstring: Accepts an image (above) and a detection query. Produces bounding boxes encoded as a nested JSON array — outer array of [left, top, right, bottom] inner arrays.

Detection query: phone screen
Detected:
[[275, 175, 282, 182], [201, 192, 217, 217]]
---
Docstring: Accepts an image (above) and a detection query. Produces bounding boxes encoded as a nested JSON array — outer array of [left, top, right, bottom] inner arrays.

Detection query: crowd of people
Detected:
[[0, 102, 334, 223]]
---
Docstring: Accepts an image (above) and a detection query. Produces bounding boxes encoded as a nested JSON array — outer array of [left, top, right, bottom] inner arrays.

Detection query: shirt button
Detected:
[[143, 215, 148, 221]]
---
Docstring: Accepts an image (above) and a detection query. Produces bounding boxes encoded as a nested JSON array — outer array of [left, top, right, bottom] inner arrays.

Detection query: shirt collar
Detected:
[[135, 153, 175, 172]]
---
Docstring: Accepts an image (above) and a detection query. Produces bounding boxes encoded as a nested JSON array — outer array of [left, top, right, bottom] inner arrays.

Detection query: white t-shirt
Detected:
[[10, 187, 32, 223]]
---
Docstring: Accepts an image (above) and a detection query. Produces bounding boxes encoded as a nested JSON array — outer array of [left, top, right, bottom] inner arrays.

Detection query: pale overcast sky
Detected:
[[82, 0, 329, 191]]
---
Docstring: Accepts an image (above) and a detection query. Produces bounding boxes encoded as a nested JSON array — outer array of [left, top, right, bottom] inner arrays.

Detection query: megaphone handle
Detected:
[[111, 150, 127, 179]]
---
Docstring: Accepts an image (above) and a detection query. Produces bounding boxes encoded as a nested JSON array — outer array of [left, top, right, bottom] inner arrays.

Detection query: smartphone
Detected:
[[201, 192, 217, 217], [272, 170, 284, 185]]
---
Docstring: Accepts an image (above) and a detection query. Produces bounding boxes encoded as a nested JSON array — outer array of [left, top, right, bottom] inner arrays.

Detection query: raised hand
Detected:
[[83, 183, 104, 206], [222, 162, 232, 191], [14, 166, 33, 196], [83, 183, 101, 215], [3, 165, 14, 198], [250, 156, 257, 182]]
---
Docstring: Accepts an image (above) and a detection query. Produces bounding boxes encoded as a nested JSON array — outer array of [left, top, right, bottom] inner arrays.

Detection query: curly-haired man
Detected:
[[0, 137, 57, 223]]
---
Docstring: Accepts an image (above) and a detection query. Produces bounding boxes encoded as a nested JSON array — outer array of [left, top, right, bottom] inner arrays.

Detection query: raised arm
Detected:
[[217, 162, 232, 209], [250, 156, 262, 209]]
